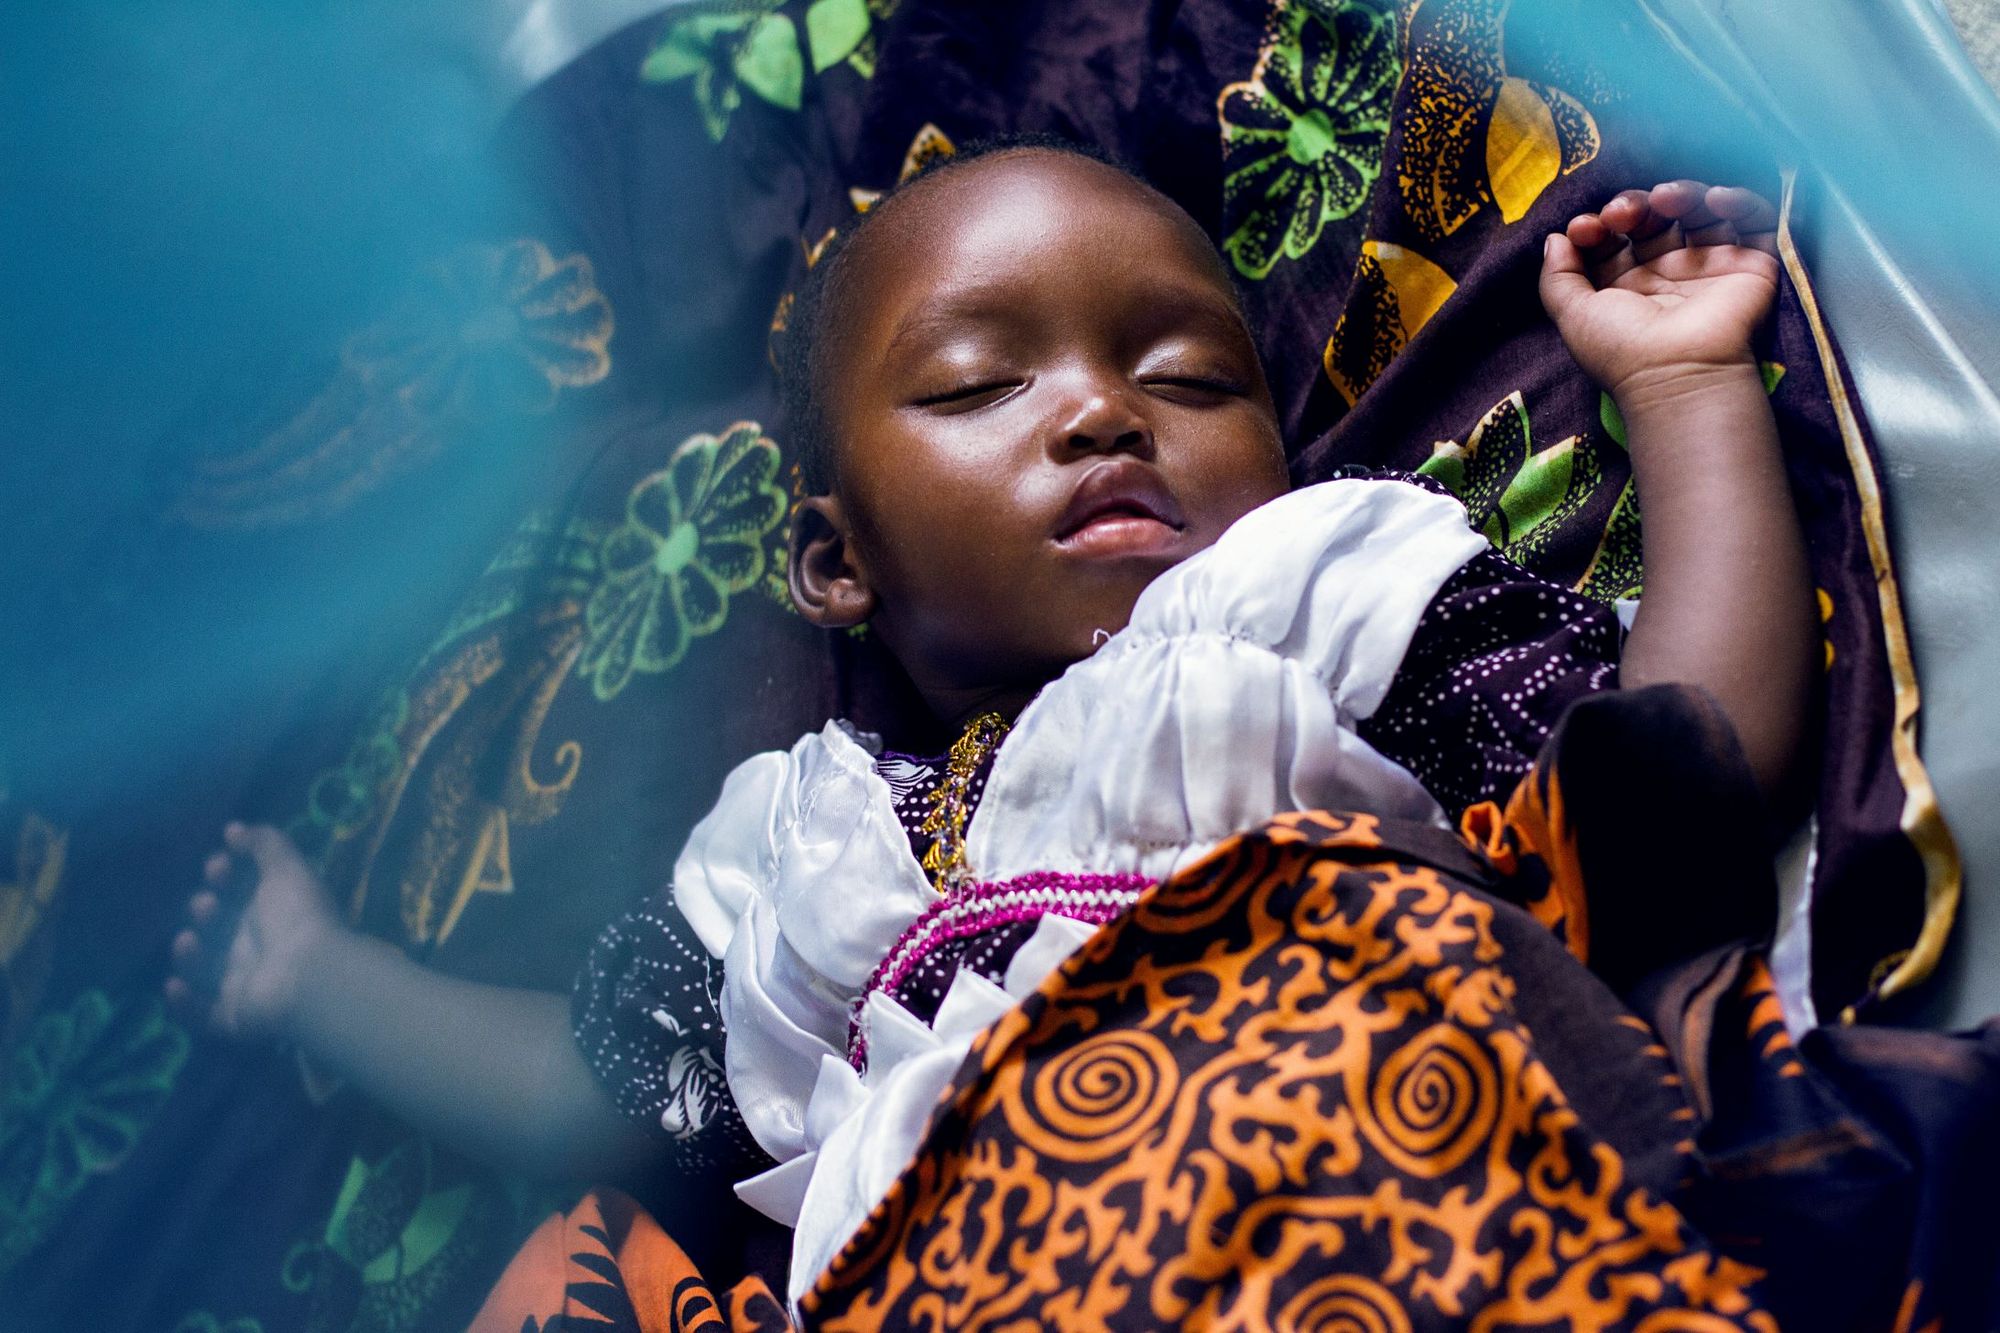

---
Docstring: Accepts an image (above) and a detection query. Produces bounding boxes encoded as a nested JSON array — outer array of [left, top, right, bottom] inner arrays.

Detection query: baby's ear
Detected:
[[788, 495, 874, 629]]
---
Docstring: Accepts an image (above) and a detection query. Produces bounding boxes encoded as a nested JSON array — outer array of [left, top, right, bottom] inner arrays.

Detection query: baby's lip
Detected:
[[1054, 460, 1186, 541]]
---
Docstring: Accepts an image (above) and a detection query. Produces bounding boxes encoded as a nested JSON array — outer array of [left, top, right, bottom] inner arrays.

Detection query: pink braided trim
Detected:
[[847, 870, 1153, 1069]]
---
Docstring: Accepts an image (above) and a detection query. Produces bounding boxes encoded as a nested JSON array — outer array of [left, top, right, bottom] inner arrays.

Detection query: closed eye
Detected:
[[1141, 374, 1248, 400], [910, 380, 1022, 410]]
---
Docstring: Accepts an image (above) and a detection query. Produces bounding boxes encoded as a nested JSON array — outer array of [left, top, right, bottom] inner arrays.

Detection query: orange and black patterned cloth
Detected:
[[471, 688, 2000, 1332]]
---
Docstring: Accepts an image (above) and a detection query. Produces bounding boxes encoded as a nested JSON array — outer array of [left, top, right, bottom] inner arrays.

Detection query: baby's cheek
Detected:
[[1191, 481, 1285, 552], [1174, 423, 1289, 534]]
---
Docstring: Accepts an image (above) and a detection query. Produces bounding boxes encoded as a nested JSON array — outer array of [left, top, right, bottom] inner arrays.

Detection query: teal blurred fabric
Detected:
[[1625, 0, 2000, 1027]]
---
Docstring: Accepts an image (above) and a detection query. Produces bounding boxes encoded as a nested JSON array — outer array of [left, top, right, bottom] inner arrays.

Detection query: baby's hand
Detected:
[[165, 823, 343, 1038], [1539, 180, 1780, 408]]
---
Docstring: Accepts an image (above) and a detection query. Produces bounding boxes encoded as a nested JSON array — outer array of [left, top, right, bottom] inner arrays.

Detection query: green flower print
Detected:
[[282, 1139, 553, 1333], [1219, 0, 1401, 279], [1418, 390, 1602, 572], [642, 0, 879, 142], [0, 991, 190, 1271], [578, 422, 789, 700]]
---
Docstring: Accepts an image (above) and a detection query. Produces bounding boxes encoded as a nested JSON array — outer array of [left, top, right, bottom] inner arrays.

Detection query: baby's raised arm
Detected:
[[1538, 181, 1815, 803]]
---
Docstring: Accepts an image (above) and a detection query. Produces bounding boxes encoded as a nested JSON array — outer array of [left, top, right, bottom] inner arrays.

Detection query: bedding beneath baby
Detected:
[[2, 0, 1974, 1329]]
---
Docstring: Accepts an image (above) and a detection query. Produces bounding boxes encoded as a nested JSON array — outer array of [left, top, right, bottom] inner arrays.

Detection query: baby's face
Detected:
[[820, 150, 1289, 709]]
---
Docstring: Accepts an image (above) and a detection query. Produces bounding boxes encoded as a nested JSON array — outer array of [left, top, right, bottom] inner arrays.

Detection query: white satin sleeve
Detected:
[[671, 721, 939, 1164], [967, 478, 1488, 883]]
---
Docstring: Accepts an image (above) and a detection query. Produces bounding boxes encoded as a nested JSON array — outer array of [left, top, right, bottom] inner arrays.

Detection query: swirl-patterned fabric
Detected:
[[474, 689, 2000, 1332]]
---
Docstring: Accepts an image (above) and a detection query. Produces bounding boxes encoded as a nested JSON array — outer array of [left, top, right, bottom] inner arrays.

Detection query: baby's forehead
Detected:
[[901, 148, 1190, 233], [866, 149, 1241, 301]]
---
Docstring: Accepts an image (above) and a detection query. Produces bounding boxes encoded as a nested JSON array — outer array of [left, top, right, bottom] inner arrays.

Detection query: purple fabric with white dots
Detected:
[[571, 906, 770, 1178], [1357, 548, 1620, 817]]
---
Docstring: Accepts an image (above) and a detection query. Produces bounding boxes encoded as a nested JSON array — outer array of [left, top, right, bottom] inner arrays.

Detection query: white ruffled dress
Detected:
[[668, 478, 1487, 1306]]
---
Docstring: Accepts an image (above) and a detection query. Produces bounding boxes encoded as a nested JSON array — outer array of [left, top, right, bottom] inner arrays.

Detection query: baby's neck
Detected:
[[842, 640, 1045, 755], [851, 632, 1067, 752], [919, 681, 1041, 742]]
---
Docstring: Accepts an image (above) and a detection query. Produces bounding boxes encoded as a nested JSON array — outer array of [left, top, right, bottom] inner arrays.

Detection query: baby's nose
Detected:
[[1056, 384, 1153, 458]]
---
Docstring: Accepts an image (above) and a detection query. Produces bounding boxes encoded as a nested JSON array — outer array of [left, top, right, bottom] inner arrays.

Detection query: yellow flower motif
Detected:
[[1, 808, 67, 1041], [847, 122, 957, 213], [0, 814, 64, 976], [174, 239, 614, 531], [1395, 0, 1600, 244], [345, 239, 614, 417], [1322, 0, 1603, 404], [1323, 238, 1458, 403]]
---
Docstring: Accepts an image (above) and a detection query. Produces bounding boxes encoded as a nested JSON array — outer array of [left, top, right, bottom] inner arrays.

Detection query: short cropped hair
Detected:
[[778, 133, 1160, 495]]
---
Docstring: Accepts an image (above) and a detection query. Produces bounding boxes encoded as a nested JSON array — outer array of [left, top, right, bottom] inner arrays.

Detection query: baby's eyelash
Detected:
[[911, 380, 1018, 408], [1143, 373, 1247, 396]]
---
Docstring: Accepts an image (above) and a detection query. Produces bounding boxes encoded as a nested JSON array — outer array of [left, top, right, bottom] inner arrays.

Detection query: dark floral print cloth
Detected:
[[0, 0, 1965, 1328]]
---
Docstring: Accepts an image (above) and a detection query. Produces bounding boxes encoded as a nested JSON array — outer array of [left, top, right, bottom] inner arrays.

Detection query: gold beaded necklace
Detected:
[[918, 711, 1010, 893]]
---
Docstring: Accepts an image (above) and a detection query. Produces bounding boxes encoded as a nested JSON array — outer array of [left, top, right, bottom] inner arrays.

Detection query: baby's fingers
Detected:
[[166, 873, 243, 1014], [166, 920, 226, 1017], [203, 850, 230, 885], [1564, 212, 1635, 285], [1538, 232, 1599, 325], [1599, 188, 1681, 263], [1650, 180, 1783, 255], [1704, 185, 1778, 230], [1705, 185, 1780, 255], [1655, 179, 1739, 250]]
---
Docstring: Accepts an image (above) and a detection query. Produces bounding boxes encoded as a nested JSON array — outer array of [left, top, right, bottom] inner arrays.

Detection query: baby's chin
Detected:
[[1014, 529, 1236, 679], [1048, 565, 1181, 664]]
